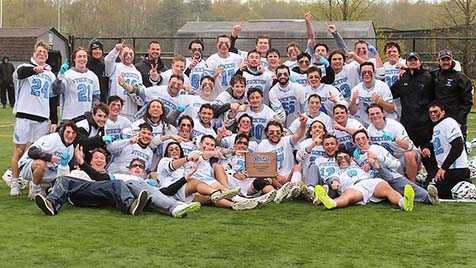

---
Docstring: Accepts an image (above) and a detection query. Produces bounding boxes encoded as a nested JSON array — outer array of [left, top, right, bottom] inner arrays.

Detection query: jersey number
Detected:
[[78, 84, 91, 102], [31, 79, 49, 99]]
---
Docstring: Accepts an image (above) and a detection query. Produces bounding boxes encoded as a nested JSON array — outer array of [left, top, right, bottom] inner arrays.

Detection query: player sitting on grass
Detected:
[[34, 147, 149, 216], [156, 141, 259, 211], [314, 148, 415, 211]]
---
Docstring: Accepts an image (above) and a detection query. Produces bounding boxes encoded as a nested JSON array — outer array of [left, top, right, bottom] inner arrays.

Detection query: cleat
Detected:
[[211, 188, 240, 202], [35, 194, 55, 216], [403, 184, 415, 212], [171, 202, 201, 218], [232, 199, 259, 211], [129, 190, 149, 216], [10, 183, 21, 196], [286, 185, 302, 200], [274, 182, 292, 203], [301, 184, 315, 203], [256, 190, 277, 207], [315, 185, 334, 209], [427, 184, 440, 206]]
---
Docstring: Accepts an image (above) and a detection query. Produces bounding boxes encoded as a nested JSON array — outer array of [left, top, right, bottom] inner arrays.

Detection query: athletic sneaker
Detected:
[[28, 184, 44, 200], [274, 182, 292, 203], [232, 199, 259, 211], [286, 185, 302, 200], [10, 182, 21, 196], [255, 190, 277, 207], [427, 184, 440, 206], [312, 185, 329, 205], [3, 169, 12, 187], [171, 202, 201, 218], [211, 188, 240, 202], [300, 184, 315, 203], [129, 190, 149, 216], [35, 194, 55, 216], [403, 184, 415, 212], [315, 185, 334, 209]]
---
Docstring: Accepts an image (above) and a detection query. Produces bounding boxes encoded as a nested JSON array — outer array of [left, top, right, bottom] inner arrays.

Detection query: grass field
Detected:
[[0, 107, 475, 268]]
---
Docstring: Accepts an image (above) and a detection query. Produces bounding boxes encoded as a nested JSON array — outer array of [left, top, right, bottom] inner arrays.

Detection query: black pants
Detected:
[[431, 168, 471, 199], [47, 176, 136, 214], [0, 82, 14, 107]]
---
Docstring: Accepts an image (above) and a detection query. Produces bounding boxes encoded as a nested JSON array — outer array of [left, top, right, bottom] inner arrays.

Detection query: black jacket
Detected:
[[87, 58, 109, 103], [431, 66, 473, 125], [135, 57, 166, 87], [391, 67, 435, 129]]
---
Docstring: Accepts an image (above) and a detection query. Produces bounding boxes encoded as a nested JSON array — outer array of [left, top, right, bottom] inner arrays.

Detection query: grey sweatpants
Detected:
[[125, 180, 179, 216]]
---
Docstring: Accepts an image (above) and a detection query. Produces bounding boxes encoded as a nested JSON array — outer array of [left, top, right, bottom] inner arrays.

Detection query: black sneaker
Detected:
[[129, 190, 149, 216], [35, 194, 56, 216]]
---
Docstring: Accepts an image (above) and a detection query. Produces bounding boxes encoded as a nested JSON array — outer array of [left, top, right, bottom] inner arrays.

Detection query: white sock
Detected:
[[331, 199, 337, 208], [290, 172, 302, 183], [398, 198, 404, 209], [31, 183, 41, 191], [11, 177, 19, 183]]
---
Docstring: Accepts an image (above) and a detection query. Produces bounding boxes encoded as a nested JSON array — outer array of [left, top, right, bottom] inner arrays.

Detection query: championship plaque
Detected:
[[245, 152, 277, 178]]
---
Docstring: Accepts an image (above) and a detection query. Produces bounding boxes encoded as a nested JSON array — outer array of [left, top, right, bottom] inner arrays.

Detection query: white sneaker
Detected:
[[171, 202, 201, 218], [232, 199, 259, 211], [3, 169, 12, 187], [10, 183, 21, 196], [274, 182, 292, 203], [427, 184, 440, 206], [256, 190, 277, 207], [211, 188, 240, 202]]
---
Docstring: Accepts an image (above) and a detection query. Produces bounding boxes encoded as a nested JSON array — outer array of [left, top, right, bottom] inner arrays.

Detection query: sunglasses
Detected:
[[130, 163, 145, 169]]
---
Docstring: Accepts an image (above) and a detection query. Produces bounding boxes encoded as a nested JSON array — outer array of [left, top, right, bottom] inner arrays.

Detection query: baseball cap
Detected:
[[437, 49, 453, 60], [406, 52, 421, 61]]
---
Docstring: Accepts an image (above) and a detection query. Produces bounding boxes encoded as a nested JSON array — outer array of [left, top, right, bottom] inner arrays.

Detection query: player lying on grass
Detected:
[[314, 148, 415, 211]]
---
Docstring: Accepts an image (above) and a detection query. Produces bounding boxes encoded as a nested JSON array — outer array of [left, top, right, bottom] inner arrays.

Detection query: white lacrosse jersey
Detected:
[[242, 70, 274, 106], [314, 155, 339, 183], [59, 68, 100, 120], [186, 58, 207, 94], [350, 79, 396, 127], [156, 157, 186, 188], [333, 118, 364, 150], [367, 118, 414, 158], [333, 64, 360, 102], [302, 84, 348, 116], [159, 69, 191, 88], [105, 49, 143, 120], [18, 133, 74, 181], [136, 85, 183, 116], [258, 135, 296, 177], [288, 112, 332, 136], [105, 116, 132, 141], [13, 59, 56, 118], [432, 117, 468, 169], [106, 140, 154, 174], [269, 82, 306, 127], [205, 53, 244, 98]]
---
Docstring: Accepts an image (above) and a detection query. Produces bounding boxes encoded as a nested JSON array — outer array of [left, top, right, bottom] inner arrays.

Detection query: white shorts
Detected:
[[191, 173, 218, 186], [397, 150, 422, 176], [19, 160, 33, 181], [173, 185, 195, 203], [228, 175, 258, 198], [349, 178, 385, 205], [13, 118, 49, 144]]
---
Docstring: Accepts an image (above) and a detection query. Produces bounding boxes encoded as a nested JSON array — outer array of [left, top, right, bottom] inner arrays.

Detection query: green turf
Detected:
[[0, 108, 475, 267]]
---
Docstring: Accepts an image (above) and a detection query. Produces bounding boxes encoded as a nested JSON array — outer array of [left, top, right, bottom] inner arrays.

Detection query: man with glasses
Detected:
[[349, 62, 396, 127], [105, 41, 143, 121], [290, 52, 312, 86], [185, 39, 207, 93]]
